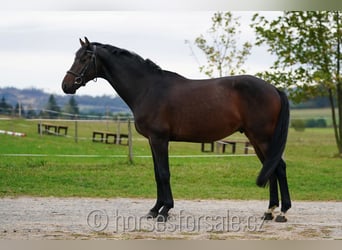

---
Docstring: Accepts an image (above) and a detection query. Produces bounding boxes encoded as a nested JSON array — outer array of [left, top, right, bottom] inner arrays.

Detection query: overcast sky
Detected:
[[0, 8, 282, 97]]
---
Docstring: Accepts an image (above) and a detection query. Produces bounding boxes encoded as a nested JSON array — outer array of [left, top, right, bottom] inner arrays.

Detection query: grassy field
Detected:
[[0, 110, 341, 201]]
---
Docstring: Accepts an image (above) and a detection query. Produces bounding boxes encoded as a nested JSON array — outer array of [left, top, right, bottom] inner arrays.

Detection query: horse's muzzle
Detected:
[[62, 75, 77, 94]]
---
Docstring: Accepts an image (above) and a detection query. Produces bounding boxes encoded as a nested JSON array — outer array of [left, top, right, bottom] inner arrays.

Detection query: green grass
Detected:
[[0, 114, 341, 201]]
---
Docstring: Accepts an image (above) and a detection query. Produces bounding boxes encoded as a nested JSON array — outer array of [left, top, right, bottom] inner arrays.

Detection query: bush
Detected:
[[305, 118, 327, 128], [291, 119, 306, 131]]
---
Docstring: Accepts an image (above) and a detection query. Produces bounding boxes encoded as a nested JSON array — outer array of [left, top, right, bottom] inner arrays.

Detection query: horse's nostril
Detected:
[[75, 77, 83, 85]]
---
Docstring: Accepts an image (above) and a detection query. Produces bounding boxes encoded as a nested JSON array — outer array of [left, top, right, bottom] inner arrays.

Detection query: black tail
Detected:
[[256, 90, 290, 187]]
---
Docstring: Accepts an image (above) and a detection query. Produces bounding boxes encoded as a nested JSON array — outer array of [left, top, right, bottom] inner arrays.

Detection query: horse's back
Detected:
[[218, 75, 278, 97], [187, 74, 281, 118]]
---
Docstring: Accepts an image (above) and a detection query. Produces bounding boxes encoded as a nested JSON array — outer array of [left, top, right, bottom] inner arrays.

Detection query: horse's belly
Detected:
[[170, 114, 241, 142]]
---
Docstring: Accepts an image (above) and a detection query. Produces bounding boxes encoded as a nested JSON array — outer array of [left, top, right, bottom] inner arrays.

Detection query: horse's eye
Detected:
[[80, 57, 87, 63]]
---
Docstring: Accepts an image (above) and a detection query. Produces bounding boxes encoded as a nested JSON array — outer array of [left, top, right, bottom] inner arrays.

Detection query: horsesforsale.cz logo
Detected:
[[86, 209, 265, 233]]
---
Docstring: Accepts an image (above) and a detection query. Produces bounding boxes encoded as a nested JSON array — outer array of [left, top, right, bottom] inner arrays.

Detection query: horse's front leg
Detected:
[[146, 137, 174, 222]]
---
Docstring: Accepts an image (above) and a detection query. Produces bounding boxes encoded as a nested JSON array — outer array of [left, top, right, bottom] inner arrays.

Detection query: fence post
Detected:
[[116, 116, 121, 145], [74, 115, 78, 143], [39, 119, 43, 136], [128, 118, 133, 163]]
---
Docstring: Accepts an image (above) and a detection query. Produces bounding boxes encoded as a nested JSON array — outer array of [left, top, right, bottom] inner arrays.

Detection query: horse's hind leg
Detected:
[[251, 138, 291, 222], [263, 173, 279, 220], [274, 158, 291, 222], [244, 134, 280, 221]]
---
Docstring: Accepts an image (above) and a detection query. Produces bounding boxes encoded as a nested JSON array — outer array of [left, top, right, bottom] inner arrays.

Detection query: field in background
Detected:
[[0, 108, 341, 201]]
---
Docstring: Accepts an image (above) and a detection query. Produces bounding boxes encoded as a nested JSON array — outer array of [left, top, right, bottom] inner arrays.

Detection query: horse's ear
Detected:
[[84, 37, 90, 45], [79, 37, 90, 47], [79, 38, 85, 47]]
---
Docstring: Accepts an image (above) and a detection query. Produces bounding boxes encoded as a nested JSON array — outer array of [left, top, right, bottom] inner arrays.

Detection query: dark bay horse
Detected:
[[62, 37, 291, 222]]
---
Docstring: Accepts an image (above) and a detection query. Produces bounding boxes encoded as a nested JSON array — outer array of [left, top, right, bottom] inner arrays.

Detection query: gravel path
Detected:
[[0, 197, 341, 239]]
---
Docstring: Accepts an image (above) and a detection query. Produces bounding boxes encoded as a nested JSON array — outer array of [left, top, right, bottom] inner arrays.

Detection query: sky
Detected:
[[0, 1, 288, 97]]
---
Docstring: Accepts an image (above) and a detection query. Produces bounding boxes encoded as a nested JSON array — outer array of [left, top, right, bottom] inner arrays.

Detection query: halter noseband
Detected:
[[67, 45, 98, 86]]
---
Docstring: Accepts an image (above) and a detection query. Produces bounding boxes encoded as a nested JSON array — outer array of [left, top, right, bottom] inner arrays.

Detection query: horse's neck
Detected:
[[98, 52, 154, 110]]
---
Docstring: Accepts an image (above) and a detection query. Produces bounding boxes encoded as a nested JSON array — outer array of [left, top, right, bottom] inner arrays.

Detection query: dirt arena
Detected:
[[0, 197, 341, 239]]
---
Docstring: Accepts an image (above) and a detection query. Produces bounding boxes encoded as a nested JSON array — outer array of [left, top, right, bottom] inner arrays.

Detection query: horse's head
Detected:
[[62, 37, 98, 94]]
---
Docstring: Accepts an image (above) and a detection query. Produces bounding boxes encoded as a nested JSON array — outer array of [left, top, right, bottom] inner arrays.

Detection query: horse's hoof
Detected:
[[145, 210, 158, 219], [156, 213, 168, 222], [262, 212, 274, 220], [275, 215, 287, 222]]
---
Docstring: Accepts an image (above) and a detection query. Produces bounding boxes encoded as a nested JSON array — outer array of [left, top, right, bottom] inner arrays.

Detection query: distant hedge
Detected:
[[291, 118, 327, 131], [305, 118, 327, 128]]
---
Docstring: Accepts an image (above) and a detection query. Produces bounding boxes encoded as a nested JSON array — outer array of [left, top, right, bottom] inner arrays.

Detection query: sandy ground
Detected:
[[0, 197, 341, 239]]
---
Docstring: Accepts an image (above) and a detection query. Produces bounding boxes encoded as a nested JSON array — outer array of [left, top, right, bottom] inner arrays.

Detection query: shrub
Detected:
[[305, 118, 327, 128], [291, 119, 306, 131]]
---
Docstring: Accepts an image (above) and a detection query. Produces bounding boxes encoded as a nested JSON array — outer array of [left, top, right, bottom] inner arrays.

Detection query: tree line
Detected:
[[0, 95, 79, 118], [0, 94, 132, 119]]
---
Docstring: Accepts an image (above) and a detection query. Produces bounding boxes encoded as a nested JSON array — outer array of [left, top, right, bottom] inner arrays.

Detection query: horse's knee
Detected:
[[276, 159, 286, 172]]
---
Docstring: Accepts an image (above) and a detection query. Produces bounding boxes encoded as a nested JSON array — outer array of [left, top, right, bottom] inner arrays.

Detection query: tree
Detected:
[[43, 94, 61, 118], [251, 11, 342, 156], [0, 96, 13, 115], [14, 102, 25, 117], [63, 96, 79, 116], [186, 12, 252, 78], [26, 104, 37, 119]]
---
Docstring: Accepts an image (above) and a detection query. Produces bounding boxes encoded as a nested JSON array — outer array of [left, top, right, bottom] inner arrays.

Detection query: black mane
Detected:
[[92, 42, 163, 73]]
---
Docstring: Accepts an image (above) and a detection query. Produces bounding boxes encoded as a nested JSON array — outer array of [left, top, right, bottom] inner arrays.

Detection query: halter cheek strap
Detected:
[[67, 45, 97, 86]]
